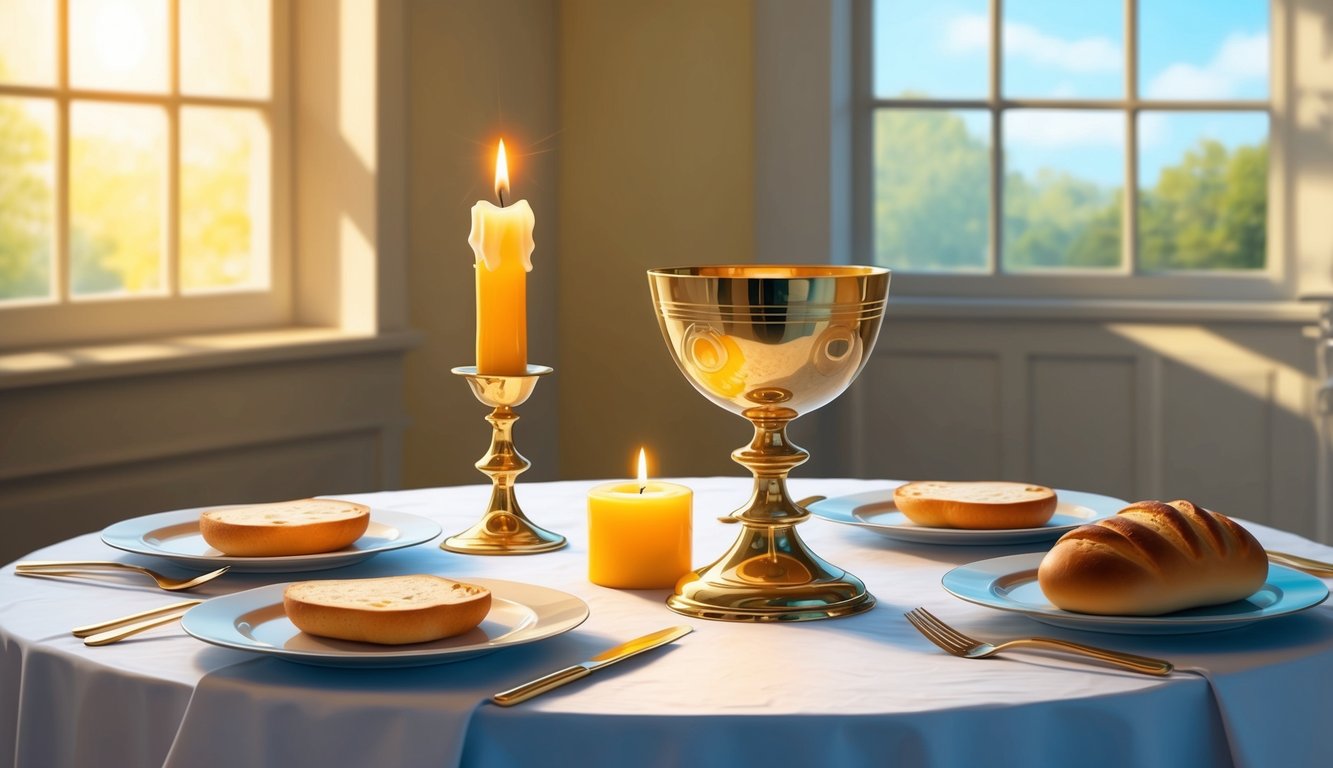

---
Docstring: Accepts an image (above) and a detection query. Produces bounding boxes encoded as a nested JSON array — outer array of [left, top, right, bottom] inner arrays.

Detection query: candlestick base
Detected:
[[443, 365, 566, 555]]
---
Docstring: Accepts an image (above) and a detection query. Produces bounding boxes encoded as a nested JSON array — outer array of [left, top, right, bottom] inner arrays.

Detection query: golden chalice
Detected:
[[648, 265, 889, 621]]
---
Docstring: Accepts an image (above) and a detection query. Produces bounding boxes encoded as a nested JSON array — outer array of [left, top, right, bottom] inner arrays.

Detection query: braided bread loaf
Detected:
[[1037, 499, 1268, 616]]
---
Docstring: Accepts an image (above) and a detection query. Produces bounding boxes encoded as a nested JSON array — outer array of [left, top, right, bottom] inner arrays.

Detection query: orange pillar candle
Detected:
[[588, 449, 693, 589], [469, 138, 532, 375]]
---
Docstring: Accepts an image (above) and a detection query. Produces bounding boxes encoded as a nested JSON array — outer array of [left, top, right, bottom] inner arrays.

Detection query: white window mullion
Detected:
[[1123, 0, 1140, 277], [166, 0, 181, 297], [55, 0, 71, 305], [989, 0, 1003, 276]]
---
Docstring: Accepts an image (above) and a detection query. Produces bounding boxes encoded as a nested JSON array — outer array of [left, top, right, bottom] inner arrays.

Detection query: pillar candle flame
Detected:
[[495, 138, 510, 205], [637, 448, 648, 493]]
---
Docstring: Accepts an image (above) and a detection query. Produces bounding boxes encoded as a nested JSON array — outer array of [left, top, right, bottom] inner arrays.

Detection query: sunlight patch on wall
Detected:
[[340, 212, 376, 334], [1106, 323, 1310, 420], [338, 0, 377, 174]]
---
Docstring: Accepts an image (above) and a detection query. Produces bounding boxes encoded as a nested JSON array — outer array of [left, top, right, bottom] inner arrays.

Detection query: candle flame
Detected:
[[637, 447, 648, 492], [494, 138, 510, 205]]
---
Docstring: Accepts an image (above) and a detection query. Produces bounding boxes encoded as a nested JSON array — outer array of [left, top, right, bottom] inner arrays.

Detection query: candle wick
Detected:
[[498, 189, 506, 207], [639, 485, 645, 495]]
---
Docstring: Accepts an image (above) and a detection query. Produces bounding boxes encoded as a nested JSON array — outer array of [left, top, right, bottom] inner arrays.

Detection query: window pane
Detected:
[[69, 0, 169, 93], [181, 108, 270, 293], [1003, 110, 1123, 271], [180, 0, 271, 99], [874, 0, 989, 99], [1002, 0, 1122, 99], [1140, 0, 1267, 100], [70, 102, 166, 297], [0, 0, 57, 86], [0, 97, 55, 303], [874, 109, 990, 272], [1138, 111, 1267, 271]]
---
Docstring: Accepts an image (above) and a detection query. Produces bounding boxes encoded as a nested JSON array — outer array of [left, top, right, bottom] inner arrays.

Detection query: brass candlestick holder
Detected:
[[648, 265, 890, 622], [442, 364, 566, 555]]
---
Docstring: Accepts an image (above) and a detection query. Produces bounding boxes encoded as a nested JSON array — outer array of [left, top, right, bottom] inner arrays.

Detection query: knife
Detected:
[[491, 625, 693, 706]]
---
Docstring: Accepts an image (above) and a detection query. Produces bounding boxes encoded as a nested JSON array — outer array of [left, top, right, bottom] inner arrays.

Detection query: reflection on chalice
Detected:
[[648, 265, 889, 621]]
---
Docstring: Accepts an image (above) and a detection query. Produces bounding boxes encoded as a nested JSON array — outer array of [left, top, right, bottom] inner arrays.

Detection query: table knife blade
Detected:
[[492, 625, 693, 706]]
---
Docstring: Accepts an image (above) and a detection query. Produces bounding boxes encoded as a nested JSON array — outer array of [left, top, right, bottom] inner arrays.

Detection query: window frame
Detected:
[[852, 0, 1292, 303], [0, 0, 291, 349]]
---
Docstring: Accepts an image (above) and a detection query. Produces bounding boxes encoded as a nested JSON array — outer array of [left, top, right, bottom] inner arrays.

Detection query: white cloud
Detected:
[[1214, 32, 1269, 79], [1006, 111, 1122, 149], [944, 14, 989, 54], [1138, 113, 1168, 148], [1004, 111, 1167, 151], [1145, 31, 1268, 99], [944, 13, 1120, 74]]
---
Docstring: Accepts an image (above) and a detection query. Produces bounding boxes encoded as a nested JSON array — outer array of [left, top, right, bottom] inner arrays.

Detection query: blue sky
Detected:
[[874, 0, 1269, 187]]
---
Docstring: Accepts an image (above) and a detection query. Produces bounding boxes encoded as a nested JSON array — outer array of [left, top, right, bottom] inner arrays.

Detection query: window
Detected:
[[863, 0, 1280, 300], [0, 0, 288, 347]]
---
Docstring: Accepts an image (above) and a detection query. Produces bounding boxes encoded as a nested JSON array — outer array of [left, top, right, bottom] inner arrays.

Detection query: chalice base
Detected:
[[442, 511, 566, 555], [666, 524, 876, 622]]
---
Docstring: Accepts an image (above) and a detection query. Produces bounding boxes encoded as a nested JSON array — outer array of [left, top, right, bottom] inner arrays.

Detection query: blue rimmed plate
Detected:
[[181, 578, 590, 668], [808, 487, 1126, 545], [102, 506, 442, 573], [942, 552, 1329, 634]]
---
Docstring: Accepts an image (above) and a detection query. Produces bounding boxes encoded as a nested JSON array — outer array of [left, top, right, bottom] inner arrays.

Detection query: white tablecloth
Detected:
[[2, 478, 1331, 768]]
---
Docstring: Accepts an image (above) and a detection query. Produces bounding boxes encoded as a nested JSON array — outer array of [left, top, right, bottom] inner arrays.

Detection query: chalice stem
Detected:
[[731, 414, 809, 525]]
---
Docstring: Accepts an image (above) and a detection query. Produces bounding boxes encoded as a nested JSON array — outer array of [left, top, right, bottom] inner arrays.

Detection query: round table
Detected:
[[2, 478, 1331, 768]]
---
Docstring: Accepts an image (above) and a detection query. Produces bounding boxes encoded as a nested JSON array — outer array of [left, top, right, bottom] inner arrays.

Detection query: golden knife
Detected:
[[72, 599, 203, 638], [1266, 550, 1333, 576], [83, 608, 195, 646], [492, 625, 693, 706]]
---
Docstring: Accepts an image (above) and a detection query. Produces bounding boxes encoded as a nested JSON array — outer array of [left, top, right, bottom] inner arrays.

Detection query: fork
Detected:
[[15, 561, 229, 592], [904, 607, 1173, 676]]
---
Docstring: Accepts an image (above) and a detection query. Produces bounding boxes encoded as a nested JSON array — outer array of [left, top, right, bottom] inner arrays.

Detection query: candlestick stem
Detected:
[[444, 365, 565, 555]]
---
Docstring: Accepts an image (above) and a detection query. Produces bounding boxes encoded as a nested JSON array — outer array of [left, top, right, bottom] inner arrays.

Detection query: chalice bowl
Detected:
[[648, 265, 889, 621]]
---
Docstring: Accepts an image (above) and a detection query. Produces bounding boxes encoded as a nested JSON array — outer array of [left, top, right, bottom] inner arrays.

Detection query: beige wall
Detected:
[[557, 0, 756, 480], [404, 0, 562, 487], [404, 0, 758, 485]]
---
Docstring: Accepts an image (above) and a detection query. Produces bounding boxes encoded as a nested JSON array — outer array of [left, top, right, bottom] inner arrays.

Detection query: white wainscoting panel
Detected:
[[840, 316, 1322, 540], [0, 350, 409, 564], [1029, 355, 1138, 499], [855, 353, 1003, 481]]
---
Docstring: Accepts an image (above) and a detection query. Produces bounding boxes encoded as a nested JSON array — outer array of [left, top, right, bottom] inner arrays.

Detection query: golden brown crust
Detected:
[[199, 499, 370, 556], [893, 481, 1058, 529], [283, 575, 492, 645], [1037, 499, 1268, 615]]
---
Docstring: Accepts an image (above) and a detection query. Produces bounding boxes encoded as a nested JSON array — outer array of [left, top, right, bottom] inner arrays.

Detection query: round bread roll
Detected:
[[199, 498, 370, 556], [1038, 499, 1268, 616], [283, 575, 492, 645], [893, 481, 1058, 529]]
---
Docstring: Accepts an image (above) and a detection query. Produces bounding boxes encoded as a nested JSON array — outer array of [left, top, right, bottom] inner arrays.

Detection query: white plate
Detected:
[[942, 552, 1329, 634], [808, 487, 1126, 545], [181, 579, 590, 668], [101, 506, 442, 573]]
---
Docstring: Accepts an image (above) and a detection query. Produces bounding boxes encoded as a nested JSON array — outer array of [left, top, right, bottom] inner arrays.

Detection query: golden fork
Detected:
[[1265, 550, 1333, 577], [73, 600, 202, 646], [904, 607, 1173, 676], [15, 561, 229, 591]]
